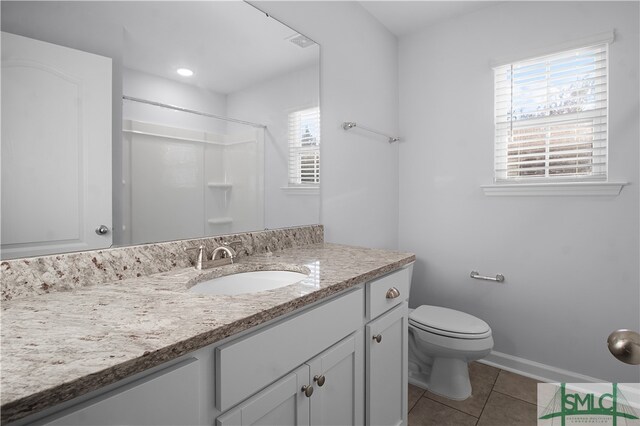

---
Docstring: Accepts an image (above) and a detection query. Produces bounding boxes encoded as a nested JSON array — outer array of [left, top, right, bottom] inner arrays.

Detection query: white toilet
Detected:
[[408, 304, 493, 400]]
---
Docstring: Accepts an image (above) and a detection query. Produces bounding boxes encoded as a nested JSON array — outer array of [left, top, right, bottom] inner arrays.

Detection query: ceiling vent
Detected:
[[287, 34, 315, 49]]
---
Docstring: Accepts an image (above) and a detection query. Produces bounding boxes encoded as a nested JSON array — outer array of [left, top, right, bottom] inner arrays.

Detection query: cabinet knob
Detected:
[[386, 287, 400, 299], [314, 374, 326, 387], [302, 384, 314, 397], [372, 334, 382, 343], [95, 225, 109, 235]]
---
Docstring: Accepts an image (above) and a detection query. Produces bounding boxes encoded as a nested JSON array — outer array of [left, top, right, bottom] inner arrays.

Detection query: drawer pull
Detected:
[[302, 385, 314, 397], [372, 334, 382, 343], [386, 287, 400, 299], [314, 374, 326, 387]]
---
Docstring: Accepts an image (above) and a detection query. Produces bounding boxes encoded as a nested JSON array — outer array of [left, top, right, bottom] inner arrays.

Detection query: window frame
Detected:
[[483, 31, 626, 196], [287, 106, 320, 189], [493, 43, 609, 184]]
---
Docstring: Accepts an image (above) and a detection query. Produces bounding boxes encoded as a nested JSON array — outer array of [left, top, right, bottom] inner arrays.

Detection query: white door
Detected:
[[307, 332, 364, 426], [1, 32, 112, 259], [366, 303, 409, 426]]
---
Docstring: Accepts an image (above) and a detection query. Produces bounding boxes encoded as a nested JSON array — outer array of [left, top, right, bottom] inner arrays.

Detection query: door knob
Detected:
[[372, 334, 382, 343], [607, 329, 640, 365], [95, 225, 109, 235]]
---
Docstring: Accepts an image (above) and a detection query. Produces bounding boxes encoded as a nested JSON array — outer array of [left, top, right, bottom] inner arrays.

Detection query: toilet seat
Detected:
[[409, 305, 492, 339]]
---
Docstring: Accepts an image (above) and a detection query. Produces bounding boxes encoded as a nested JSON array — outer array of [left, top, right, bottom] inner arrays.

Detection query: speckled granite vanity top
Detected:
[[1, 241, 414, 424]]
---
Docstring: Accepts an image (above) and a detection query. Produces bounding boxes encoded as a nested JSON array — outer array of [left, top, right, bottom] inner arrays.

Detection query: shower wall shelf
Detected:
[[208, 217, 233, 225]]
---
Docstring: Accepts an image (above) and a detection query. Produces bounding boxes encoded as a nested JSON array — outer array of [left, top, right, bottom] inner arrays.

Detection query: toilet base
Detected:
[[408, 358, 472, 401], [429, 358, 472, 400]]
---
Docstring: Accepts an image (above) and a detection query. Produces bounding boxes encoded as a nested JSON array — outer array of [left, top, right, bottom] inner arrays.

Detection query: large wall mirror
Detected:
[[1, 1, 320, 260]]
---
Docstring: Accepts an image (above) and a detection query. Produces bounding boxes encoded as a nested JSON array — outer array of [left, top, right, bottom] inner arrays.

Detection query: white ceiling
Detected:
[[359, 1, 502, 38], [1, 1, 319, 94]]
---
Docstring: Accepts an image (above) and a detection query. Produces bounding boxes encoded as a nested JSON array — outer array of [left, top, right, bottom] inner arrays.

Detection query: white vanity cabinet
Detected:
[[217, 332, 363, 426], [365, 264, 412, 426], [35, 358, 201, 426], [366, 304, 408, 426], [17, 263, 413, 426], [216, 364, 311, 426]]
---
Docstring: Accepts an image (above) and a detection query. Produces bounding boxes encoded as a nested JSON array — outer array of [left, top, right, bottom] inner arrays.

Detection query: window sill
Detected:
[[481, 181, 628, 197], [280, 186, 320, 195]]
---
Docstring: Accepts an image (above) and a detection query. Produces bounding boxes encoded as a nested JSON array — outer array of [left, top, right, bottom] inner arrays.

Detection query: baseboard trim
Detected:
[[478, 350, 604, 383]]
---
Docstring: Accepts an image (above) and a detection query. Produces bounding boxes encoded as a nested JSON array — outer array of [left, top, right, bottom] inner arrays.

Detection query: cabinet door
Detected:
[[41, 358, 200, 426], [307, 332, 364, 426], [366, 303, 408, 426], [216, 365, 310, 426]]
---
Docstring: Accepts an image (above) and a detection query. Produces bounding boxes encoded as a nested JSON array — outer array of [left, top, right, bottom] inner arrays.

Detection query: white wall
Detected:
[[253, 1, 400, 249], [123, 68, 228, 134], [399, 1, 639, 382], [226, 65, 321, 229]]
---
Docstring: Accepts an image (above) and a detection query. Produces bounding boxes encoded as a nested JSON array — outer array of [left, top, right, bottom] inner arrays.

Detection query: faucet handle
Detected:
[[184, 245, 205, 270]]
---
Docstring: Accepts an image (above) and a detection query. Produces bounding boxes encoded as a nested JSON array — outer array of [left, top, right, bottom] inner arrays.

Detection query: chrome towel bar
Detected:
[[342, 121, 400, 143], [470, 271, 505, 282]]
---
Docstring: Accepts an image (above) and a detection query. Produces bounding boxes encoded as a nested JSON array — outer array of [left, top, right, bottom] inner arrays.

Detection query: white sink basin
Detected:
[[189, 270, 309, 296]]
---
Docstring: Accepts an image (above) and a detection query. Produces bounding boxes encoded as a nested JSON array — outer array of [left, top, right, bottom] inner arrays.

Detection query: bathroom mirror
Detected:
[[1, 1, 320, 259]]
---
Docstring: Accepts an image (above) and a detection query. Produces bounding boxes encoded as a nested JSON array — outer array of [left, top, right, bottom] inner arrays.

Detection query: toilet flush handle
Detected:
[[386, 287, 400, 299]]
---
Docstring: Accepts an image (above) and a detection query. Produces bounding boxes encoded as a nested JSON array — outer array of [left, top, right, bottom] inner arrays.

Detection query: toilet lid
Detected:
[[410, 305, 491, 338]]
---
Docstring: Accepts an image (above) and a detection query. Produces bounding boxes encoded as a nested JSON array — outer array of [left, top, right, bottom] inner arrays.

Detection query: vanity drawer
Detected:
[[367, 264, 412, 320], [215, 287, 364, 412]]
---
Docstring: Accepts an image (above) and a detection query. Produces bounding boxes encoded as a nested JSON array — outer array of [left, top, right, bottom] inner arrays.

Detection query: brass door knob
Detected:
[[373, 334, 382, 343], [302, 385, 314, 397], [607, 329, 640, 365], [386, 287, 400, 299], [314, 374, 326, 387]]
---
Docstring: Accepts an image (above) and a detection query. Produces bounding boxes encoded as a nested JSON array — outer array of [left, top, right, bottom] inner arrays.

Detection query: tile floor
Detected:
[[408, 362, 541, 426]]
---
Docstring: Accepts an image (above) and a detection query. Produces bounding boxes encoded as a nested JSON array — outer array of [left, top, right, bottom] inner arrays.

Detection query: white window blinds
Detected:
[[288, 107, 320, 186], [494, 43, 608, 182]]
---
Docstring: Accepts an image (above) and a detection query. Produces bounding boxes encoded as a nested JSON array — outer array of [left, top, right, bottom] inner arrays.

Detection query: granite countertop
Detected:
[[0, 242, 415, 424]]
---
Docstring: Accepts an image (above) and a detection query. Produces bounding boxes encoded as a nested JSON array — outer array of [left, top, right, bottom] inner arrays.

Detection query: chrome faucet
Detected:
[[210, 245, 237, 266], [185, 241, 242, 270]]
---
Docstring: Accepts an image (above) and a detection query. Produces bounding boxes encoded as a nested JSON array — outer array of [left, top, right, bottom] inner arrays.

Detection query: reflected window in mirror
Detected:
[[288, 107, 320, 187]]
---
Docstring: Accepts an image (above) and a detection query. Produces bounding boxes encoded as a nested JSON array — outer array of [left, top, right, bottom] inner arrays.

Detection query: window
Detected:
[[494, 43, 608, 182], [288, 107, 320, 186]]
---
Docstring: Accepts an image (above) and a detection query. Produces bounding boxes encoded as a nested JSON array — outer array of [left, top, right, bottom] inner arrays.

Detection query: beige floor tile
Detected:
[[469, 362, 501, 383], [477, 392, 538, 426], [408, 397, 478, 426], [424, 362, 499, 417], [493, 370, 540, 404], [409, 384, 426, 411]]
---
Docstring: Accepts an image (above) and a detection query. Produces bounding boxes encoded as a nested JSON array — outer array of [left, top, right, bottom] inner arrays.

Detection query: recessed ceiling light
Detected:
[[177, 68, 194, 77]]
